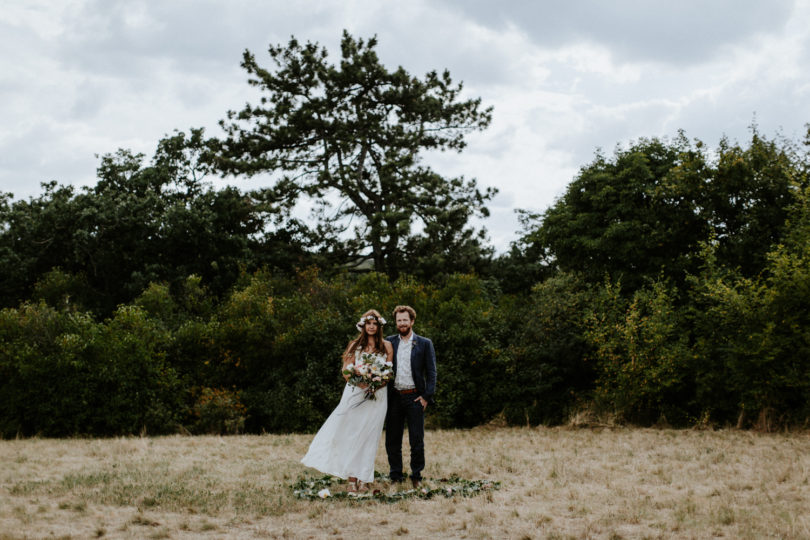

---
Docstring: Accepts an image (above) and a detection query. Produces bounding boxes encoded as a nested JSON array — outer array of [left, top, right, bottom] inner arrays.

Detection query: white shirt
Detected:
[[394, 332, 416, 390]]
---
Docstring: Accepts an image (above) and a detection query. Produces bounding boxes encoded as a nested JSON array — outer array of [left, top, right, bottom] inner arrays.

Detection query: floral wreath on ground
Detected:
[[291, 472, 500, 502]]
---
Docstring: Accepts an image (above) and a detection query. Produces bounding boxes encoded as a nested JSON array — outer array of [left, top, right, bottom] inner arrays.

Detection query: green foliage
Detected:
[[689, 184, 810, 427], [4, 107, 810, 434], [0, 182, 83, 306], [217, 269, 346, 433], [503, 273, 594, 425], [521, 137, 709, 290], [212, 31, 495, 279], [426, 274, 509, 427], [31, 268, 93, 310], [197, 270, 511, 431], [190, 387, 246, 435], [291, 472, 499, 501], [0, 130, 313, 316], [514, 129, 804, 293], [0, 302, 183, 437], [90, 305, 183, 434], [586, 280, 694, 425], [581, 172, 810, 428], [491, 216, 555, 294], [708, 132, 798, 277]]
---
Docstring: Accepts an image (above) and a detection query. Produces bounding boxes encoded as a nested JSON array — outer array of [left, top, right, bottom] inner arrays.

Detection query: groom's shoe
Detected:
[[411, 478, 421, 488]]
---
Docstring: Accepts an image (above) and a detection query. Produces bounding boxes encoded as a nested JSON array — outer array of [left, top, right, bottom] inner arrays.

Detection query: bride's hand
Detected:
[[341, 363, 353, 381]]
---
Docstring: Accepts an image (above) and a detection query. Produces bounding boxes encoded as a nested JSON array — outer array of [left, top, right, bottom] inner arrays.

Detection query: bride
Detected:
[[301, 309, 394, 492]]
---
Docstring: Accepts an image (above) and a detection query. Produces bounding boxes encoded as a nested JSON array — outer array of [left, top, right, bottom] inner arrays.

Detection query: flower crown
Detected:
[[356, 314, 386, 330]]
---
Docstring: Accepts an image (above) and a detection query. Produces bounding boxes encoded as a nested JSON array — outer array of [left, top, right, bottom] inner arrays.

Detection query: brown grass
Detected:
[[1, 427, 809, 539]]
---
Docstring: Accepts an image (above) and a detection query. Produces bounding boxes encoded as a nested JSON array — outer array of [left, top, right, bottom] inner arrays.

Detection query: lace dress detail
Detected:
[[300, 351, 388, 482]]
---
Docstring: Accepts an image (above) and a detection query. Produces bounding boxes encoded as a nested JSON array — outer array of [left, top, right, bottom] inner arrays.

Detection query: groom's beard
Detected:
[[398, 326, 411, 336]]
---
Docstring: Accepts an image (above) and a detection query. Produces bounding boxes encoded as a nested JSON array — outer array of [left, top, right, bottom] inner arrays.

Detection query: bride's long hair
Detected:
[[345, 309, 387, 359]]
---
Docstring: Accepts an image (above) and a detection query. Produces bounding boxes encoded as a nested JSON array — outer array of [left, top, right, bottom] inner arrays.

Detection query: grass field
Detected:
[[1, 426, 808, 539]]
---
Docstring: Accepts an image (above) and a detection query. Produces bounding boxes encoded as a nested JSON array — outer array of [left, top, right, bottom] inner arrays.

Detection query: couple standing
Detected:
[[301, 305, 437, 492]]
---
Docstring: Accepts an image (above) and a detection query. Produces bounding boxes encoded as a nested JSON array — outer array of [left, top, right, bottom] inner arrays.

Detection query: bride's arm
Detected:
[[341, 343, 354, 382], [380, 340, 394, 388], [341, 342, 368, 387]]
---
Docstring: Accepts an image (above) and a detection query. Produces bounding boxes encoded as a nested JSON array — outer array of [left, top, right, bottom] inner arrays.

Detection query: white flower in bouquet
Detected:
[[342, 351, 394, 400]]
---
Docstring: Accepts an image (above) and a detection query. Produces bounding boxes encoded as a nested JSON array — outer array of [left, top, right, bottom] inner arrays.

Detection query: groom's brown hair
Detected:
[[392, 305, 416, 322]]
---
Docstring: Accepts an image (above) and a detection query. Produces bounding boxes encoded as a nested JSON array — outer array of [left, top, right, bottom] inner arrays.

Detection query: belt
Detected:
[[396, 388, 419, 395]]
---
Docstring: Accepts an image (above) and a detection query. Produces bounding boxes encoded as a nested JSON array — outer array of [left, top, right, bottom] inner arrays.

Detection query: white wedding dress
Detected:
[[301, 351, 388, 483]]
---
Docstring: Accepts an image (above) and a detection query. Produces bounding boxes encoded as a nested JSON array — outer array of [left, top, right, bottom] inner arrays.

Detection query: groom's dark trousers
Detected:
[[385, 333, 437, 482], [386, 389, 426, 481]]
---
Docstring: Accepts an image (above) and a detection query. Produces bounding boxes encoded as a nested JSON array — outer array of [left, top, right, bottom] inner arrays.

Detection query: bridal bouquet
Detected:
[[342, 352, 394, 400]]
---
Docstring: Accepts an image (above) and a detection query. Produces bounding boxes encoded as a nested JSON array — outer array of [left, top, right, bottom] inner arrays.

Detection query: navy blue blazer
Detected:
[[386, 333, 437, 404]]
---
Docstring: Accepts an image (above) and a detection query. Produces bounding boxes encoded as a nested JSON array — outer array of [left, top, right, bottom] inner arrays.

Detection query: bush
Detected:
[[586, 280, 694, 425], [424, 274, 509, 427], [0, 302, 183, 437], [502, 273, 595, 425], [190, 387, 246, 434], [689, 187, 810, 427], [214, 269, 348, 432]]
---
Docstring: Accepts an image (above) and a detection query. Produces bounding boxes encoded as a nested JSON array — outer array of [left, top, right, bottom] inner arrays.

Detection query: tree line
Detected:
[[1, 32, 809, 436]]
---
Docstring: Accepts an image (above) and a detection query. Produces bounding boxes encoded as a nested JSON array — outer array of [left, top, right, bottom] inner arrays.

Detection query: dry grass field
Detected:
[[1, 426, 808, 539]]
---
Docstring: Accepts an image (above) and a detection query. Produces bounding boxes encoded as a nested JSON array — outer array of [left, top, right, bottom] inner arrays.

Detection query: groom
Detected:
[[385, 305, 437, 488]]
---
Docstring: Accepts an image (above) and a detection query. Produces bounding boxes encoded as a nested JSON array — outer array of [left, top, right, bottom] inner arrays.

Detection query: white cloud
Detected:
[[439, 0, 795, 65]]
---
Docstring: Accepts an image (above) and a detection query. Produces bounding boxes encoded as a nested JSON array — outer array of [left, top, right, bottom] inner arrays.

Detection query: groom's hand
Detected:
[[415, 396, 427, 410]]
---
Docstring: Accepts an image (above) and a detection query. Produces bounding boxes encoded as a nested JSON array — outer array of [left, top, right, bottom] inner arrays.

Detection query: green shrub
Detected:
[[190, 387, 246, 434], [502, 273, 594, 425], [425, 274, 508, 427], [690, 188, 810, 427], [586, 280, 694, 425], [0, 302, 183, 437]]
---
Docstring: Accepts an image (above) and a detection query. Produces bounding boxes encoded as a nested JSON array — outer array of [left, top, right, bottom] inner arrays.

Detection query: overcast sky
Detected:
[[2, 0, 809, 250]]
